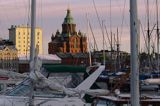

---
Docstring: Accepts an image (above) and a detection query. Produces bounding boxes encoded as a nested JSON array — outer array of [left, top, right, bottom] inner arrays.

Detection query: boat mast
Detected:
[[117, 28, 120, 71], [29, 0, 36, 106], [130, 0, 140, 106], [86, 14, 92, 66], [147, 0, 151, 71], [156, 0, 159, 73], [110, 0, 113, 62], [102, 20, 106, 65], [30, 0, 36, 62]]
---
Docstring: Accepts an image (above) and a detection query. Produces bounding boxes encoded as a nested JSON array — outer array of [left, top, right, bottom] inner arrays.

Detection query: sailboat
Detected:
[[142, 0, 160, 86], [0, 0, 108, 106], [92, 0, 159, 106]]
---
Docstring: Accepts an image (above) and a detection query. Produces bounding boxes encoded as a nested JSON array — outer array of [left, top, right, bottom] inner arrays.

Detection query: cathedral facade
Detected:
[[48, 9, 87, 54]]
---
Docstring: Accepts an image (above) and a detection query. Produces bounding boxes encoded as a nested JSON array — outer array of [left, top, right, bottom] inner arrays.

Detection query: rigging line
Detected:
[[156, 0, 159, 73], [0, 3, 9, 38], [26, 0, 31, 57], [23, 0, 29, 24], [152, 0, 157, 24], [86, 13, 92, 66], [146, 0, 151, 71], [104, 34, 108, 50], [104, 24, 111, 47], [40, 0, 44, 55], [120, 0, 126, 44], [102, 20, 108, 51], [37, 0, 43, 28], [14, 0, 22, 22], [140, 21, 148, 53], [143, 0, 148, 29], [40, 0, 43, 27], [151, 33, 156, 51], [88, 21, 99, 51], [149, 23, 156, 37], [109, 0, 112, 36], [92, 0, 102, 29], [93, 0, 108, 51]]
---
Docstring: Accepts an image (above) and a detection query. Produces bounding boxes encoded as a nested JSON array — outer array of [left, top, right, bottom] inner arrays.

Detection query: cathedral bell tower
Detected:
[[62, 9, 76, 36]]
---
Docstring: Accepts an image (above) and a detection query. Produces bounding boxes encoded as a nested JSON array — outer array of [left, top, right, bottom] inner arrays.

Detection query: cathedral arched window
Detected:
[[74, 38, 78, 48]]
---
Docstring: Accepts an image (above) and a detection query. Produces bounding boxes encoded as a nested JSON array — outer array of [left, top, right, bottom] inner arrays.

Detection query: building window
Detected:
[[37, 32, 40, 35], [74, 38, 78, 48], [19, 32, 20, 35]]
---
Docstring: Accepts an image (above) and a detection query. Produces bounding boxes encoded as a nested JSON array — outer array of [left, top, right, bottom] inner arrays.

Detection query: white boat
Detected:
[[0, 0, 109, 105]]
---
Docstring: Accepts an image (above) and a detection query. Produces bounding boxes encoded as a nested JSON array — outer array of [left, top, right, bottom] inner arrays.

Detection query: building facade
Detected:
[[0, 40, 18, 72], [48, 9, 87, 54], [9, 25, 43, 56]]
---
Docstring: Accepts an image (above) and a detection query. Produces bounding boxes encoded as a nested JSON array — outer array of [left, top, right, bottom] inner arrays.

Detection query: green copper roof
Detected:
[[63, 9, 74, 24]]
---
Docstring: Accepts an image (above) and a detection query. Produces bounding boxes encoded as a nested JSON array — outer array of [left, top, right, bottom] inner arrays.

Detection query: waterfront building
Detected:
[[0, 40, 18, 72], [18, 54, 61, 73], [9, 25, 43, 56], [48, 8, 87, 54]]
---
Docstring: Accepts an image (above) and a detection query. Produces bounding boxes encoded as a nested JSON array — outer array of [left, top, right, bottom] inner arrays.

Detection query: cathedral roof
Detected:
[[63, 9, 74, 24]]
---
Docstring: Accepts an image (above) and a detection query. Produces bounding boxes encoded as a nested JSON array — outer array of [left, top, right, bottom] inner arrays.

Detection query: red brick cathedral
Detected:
[[48, 9, 87, 54]]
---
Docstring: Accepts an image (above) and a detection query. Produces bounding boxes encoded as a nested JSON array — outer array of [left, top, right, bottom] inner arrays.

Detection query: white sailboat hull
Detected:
[[144, 78, 160, 85], [0, 96, 89, 106]]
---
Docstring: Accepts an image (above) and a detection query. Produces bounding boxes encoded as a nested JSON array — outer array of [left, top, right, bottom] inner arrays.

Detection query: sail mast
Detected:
[[29, 0, 36, 106], [130, 0, 140, 105], [30, 0, 36, 62], [147, 0, 151, 71], [117, 28, 120, 71], [156, 0, 159, 73], [102, 20, 106, 65], [86, 14, 92, 66]]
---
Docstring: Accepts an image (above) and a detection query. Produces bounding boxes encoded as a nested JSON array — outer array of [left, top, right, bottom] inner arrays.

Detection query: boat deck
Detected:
[[93, 93, 160, 106]]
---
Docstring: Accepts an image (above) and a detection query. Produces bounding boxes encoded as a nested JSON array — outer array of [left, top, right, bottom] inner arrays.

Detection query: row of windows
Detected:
[[18, 32, 41, 36], [18, 42, 40, 48], [18, 36, 40, 39], [18, 49, 30, 51], [18, 41, 30, 43], [70, 50, 80, 53]]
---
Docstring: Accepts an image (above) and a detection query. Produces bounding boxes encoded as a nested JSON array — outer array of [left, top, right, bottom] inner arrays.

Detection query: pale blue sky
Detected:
[[0, 0, 159, 54]]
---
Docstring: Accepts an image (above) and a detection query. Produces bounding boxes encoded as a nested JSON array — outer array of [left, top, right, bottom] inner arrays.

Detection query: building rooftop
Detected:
[[19, 54, 61, 61]]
